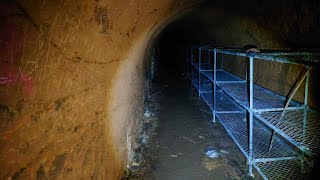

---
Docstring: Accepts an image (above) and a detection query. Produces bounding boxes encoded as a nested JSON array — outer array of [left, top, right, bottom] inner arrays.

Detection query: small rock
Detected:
[[170, 155, 177, 158], [144, 118, 151, 123], [205, 146, 219, 158], [132, 162, 140, 166], [142, 138, 148, 144], [144, 111, 151, 118], [144, 117, 157, 124], [219, 150, 229, 154]]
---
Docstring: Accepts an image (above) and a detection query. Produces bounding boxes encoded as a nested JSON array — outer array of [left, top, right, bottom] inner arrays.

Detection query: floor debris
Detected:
[[181, 136, 197, 144], [202, 158, 222, 171], [144, 111, 152, 118], [205, 146, 219, 158], [219, 149, 230, 154]]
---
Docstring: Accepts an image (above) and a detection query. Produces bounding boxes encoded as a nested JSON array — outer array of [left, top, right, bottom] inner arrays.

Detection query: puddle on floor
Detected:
[[124, 79, 261, 180]]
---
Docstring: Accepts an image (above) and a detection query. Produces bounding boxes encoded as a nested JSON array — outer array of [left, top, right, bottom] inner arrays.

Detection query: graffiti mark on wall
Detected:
[[0, 1, 37, 96]]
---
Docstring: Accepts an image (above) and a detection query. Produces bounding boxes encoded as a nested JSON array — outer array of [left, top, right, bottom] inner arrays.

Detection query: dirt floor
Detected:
[[125, 74, 262, 180]]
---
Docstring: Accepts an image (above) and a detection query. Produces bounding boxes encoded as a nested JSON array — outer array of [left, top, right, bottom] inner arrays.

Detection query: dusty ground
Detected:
[[125, 75, 262, 180]]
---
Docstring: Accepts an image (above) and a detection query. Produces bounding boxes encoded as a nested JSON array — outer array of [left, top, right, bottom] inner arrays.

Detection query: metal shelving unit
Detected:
[[189, 45, 320, 179]]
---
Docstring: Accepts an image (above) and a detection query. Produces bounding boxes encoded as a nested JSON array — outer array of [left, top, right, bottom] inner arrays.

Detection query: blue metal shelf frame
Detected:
[[188, 46, 320, 179]]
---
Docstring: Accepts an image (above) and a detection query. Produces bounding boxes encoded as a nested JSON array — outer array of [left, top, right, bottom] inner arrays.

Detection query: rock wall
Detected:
[[0, 0, 201, 179]]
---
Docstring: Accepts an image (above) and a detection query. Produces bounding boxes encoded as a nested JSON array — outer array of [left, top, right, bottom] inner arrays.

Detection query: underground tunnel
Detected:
[[1, 0, 320, 179]]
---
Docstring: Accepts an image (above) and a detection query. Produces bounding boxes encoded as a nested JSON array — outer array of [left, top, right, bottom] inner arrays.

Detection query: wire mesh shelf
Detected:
[[217, 83, 301, 111], [202, 70, 245, 83], [188, 46, 319, 179], [216, 113, 298, 160], [254, 159, 311, 180], [201, 90, 245, 113], [192, 80, 212, 93], [255, 109, 320, 157], [191, 75, 212, 93]]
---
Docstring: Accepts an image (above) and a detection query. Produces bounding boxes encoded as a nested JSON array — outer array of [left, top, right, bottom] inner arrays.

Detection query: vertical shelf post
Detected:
[[249, 56, 254, 176], [213, 49, 217, 123], [198, 47, 201, 97], [219, 52, 223, 96]]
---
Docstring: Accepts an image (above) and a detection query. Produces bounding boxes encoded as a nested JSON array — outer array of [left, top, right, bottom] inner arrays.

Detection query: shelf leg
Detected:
[[248, 56, 254, 177], [248, 113, 254, 176], [213, 49, 217, 123], [212, 112, 216, 123]]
